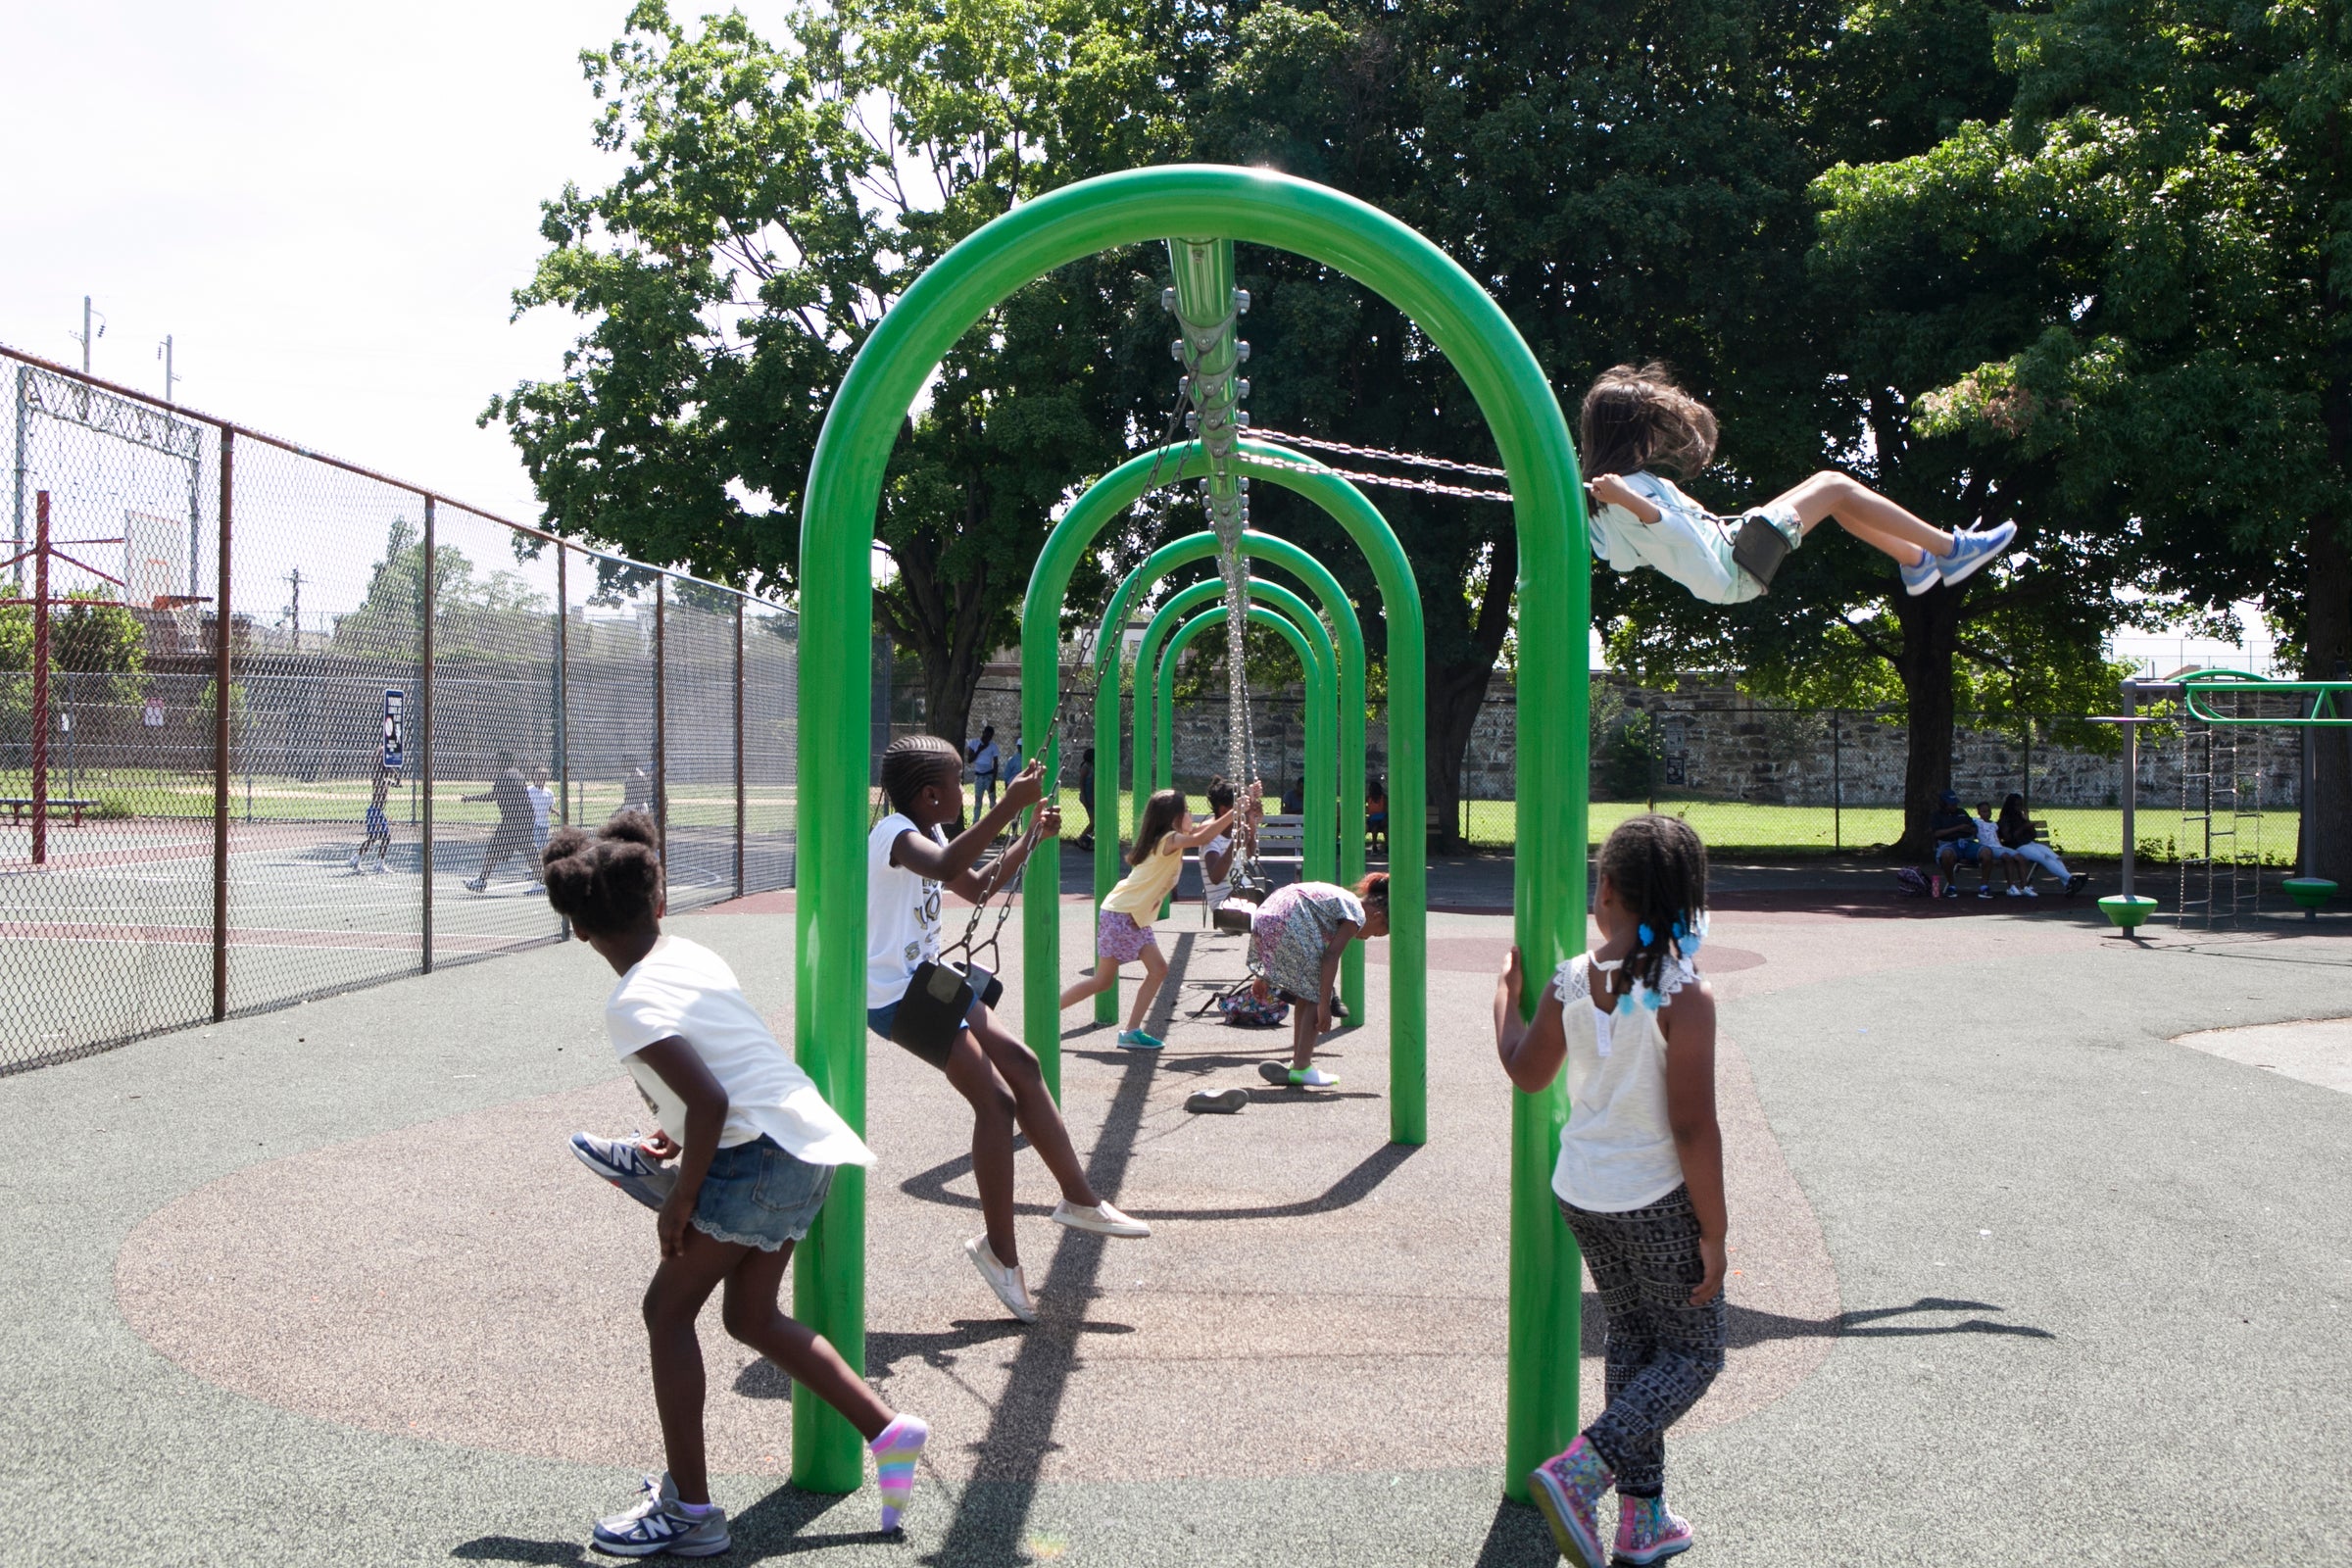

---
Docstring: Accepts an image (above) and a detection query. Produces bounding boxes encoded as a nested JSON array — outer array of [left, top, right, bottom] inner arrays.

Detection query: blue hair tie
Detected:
[[1638, 921, 1655, 947]]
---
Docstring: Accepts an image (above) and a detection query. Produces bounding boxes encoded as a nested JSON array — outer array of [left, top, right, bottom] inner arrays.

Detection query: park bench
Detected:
[[1368, 807, 1447, 854], [1944, 817, 2069, 894], [0, 797, 97, 827]]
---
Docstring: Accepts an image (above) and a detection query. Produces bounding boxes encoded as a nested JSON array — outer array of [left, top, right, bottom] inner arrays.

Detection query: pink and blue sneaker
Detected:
[[871, 1413, 929, 1532], [1616, 1494, 1694, 1564], [1528, 1436, 1613, 1568]]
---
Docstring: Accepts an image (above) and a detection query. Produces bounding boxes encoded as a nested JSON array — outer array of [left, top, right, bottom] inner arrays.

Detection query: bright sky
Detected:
[[0, 0, 626, 523]]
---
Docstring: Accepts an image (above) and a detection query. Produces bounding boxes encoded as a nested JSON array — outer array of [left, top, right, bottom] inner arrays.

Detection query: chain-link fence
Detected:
[[1, 346, 799, 1074]]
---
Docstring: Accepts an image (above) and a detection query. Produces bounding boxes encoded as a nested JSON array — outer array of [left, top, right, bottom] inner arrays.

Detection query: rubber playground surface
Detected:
[[5, 874, 2350, 1565]]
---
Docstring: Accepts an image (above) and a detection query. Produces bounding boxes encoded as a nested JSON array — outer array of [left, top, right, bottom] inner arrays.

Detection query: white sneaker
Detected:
[[346, 853, 361, 871], [965, 1236, 1036, 1322], [2023, 886, 2039, 898], [1052, 1199, 1151, 1238], [2007, 886, 2023, 898]]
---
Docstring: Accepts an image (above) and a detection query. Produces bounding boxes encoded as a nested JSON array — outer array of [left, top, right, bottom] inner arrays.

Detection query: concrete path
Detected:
[[5, 896, 2349, 1565]]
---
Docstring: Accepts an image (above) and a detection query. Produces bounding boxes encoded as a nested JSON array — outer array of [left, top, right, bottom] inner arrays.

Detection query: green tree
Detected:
[[1810, 0, 2352, 875], [488, 0, 1182, 745], [1185, 0, 2021, 842], [0, 591, 148, 718], [333, 518, 552, 659]]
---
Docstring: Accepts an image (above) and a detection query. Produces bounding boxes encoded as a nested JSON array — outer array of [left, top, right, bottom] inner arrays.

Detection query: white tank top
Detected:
[[1549, 953, 1693, 1212]]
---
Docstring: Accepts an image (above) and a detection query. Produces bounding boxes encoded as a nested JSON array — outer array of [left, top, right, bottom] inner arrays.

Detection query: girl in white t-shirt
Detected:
[[869, 736, 1149, 1328], [1197, 776, 1256, 922], [1494, 813, 1726, 1568], [1581, 362, 2016, 607], [543, 811, 927, 1552]]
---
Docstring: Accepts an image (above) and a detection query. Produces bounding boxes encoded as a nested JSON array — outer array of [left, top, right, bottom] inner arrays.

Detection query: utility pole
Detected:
[[71, 297, 105, 374], [283, 565, 303, 643], [158, 335, 180, 404]]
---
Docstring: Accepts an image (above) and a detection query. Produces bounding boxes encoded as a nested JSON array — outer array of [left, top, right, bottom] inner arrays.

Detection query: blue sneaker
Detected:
[[1899, 549, 1941, 596], [1115, 1029, 1163, 1051], [1936, 519, 2017, 587], [569, 1132, 677, 1212], [591, 1472, 730, 1558]]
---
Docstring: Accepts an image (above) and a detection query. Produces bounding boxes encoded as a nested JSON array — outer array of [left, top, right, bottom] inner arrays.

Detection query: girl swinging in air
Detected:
[[1060, 783, 1251, 1050], [1581, 363, 2016, 605], [1494, 813, 1727, 1568], [544, 812, 927, 1553]]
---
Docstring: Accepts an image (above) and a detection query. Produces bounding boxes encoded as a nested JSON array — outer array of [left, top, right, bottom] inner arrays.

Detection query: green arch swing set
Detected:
[[791, 165, 1592, 1500]]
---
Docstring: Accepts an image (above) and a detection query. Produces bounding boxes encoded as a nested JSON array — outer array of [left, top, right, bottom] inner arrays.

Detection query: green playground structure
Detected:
[[2098, 668, 2348, 930], [790, 165, 1591, 1502], [1098, 534, 1364, 1008], [1024, 445, 1422, 1125]]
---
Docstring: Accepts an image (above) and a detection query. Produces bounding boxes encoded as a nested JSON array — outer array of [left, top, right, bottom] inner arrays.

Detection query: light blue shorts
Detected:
[[691, 1135, 835, 1251]]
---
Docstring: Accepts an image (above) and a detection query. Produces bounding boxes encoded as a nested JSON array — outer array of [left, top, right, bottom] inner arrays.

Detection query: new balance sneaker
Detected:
[[1528, 1436, 1614, 1568], [1614, 1494, 1694, 1565], [1115, 1029, 1164, 1051], [870, 1414, 929, 1532], [1977, 885, 1994, 899], [965, 1235, 1037, 1322], [1185, 1087, 1249, 1114], [589, 1472, 729, 1558], [1936, 519, 2017, 587], [1259, 1062, 1338, 1088], [1899, 548, 1941, 596], [569, 1132, 677, 1211], [1052, 1198, 1151, 1238]]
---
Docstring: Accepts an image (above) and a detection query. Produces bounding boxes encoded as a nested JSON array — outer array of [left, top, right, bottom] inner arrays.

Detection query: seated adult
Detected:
[[1280, 778, 1305, 817], [1928, 789, 1979, 896], [1997, 793, 2090, 896], [1365, 775, 1389, 848], [1972, 802, 2032, 899]]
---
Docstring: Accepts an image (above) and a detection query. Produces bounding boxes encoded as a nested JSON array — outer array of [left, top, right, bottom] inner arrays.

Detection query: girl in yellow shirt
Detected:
[[1060, 784, 1250, 1050]]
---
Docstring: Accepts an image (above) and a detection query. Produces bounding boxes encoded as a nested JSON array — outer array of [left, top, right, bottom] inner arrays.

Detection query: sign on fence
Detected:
[[381, 688, 405, 771]]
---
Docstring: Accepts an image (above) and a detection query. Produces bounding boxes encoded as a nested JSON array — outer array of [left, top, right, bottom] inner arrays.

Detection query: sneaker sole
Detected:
[[1115, 1036, 1163, 1051], [1053, 1208, 1151, 1238], [1528, 1466, 1609, 1568], [1258, 1061, 1296, 1087], [1901, 571, 1940, 597], [1619, 1535, 1694, 1566], [965, 1239, 1037, 1323], [589, 1527, 731, 1558], [1186, 1088, 1250, 1114]]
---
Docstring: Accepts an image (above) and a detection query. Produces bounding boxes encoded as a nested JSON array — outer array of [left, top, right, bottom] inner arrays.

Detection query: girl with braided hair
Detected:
[[1494, 813, 1726, 1568], [542, 811, 926, 1550], [869, 735, 1148, 1326]]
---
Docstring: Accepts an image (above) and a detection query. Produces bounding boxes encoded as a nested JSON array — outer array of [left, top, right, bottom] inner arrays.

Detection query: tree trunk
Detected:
[[877, 510, 996, 754], [1426, 531, 1518, 851], [1891, 585, 1963, 858], [2302, 424, 2351, 883]]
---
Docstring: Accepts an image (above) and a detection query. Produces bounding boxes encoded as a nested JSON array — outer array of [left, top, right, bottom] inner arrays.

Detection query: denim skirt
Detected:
[[691, 1135, 835, 1251]]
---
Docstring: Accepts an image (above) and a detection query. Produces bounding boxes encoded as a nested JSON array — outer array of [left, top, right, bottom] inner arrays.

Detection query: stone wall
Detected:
[[953, 662, 2305, 809]]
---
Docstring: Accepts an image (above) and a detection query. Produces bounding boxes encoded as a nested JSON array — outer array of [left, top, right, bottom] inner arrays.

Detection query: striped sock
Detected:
[[870, 1413, 928, 1532]]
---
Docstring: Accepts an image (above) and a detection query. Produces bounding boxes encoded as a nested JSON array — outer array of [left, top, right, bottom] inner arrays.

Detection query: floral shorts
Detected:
[[691, 1135, 835, 1251], [1096, 907, 1156, 964]]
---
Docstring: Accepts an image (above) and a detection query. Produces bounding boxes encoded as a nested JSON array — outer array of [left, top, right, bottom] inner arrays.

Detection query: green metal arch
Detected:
[[1130, 573, 1338, 877], [797, 164, 1589, 1500], [1024, 446, 1413, 1103]]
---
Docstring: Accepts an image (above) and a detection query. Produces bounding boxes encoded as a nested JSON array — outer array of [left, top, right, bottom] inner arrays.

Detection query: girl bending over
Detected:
[[1250, 873, 1390, 1089]]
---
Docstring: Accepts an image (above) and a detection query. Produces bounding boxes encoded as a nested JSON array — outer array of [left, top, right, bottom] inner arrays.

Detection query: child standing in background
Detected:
[[1060, 785, 1248, 1051], [527, 767, 555, 893], [1494, 813, 1727, 1568]]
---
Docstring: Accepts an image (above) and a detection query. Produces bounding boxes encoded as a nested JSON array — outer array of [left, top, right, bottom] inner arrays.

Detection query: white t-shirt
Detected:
[[1548, 954, 1691, 1212], [969, 740, 1000, 777], [1975, 817, 2004, 849], [605, 935, 872, 1166], [527, 784, 553, 832], [1200, 832, 1236, 902], [868, 812, 947, 1009]]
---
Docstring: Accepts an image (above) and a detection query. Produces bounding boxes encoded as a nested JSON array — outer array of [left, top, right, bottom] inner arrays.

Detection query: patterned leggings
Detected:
[[1560, 1184, 1727, 1497]]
